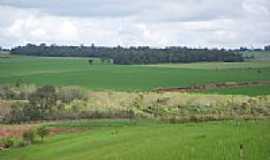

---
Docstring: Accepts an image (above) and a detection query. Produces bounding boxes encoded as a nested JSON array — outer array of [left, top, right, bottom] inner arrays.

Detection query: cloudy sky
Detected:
[[0, 0, 269, 49]]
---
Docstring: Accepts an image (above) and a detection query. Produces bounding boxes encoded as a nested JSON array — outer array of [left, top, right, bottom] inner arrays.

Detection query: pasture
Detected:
[[144, 61, 270, 69], [1, 56, 270, 160], [0, 56, 270, 95], [206, 84, 270, 96], [242, 51, 270, 61], [0, 119, 269, 160]]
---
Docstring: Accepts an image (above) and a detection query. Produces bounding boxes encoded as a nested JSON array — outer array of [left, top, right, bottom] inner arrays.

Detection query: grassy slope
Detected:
[[1, 56, 270, 94], [0, 120, 269, 160], [206, 84, 270, 96], [242, 51, 270, 61], [143, 61, 270, 69]]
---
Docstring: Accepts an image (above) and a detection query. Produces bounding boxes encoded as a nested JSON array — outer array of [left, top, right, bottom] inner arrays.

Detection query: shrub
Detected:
[[22, 129, 35, 144], [36, 126, 49, 141], [0, 84, 38, 101], [26, 85, 57, 120], [3, 102, 28, 123], [14, 139, 28, 148], [57, 87, 86, 103], [0, 137, 16, 148], [0, 86, 17, 100]]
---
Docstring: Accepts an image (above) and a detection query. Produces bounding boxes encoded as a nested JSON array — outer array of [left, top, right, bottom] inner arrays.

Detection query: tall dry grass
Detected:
[[1, 84, 269, 123]]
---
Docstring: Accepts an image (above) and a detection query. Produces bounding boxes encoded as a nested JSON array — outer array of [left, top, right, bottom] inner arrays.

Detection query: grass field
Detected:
[[0, 119, 269, 160], [1, 56, 270, 159], [242, 51, 270, 61], [144, 61, 270, 69], [206, 84, 270, 96], [1, 56, 270, 95]]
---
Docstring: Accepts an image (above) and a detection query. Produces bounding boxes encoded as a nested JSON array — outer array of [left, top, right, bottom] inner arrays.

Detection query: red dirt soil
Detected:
[[0, 125, 84, 139], [0, 124, 37, 138]]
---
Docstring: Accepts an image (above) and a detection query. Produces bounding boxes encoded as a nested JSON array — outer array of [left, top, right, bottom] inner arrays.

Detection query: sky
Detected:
[[0, 0, 269, 49]]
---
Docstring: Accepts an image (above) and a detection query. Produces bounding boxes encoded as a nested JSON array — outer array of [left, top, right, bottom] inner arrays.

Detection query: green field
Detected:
[[1, 56, 270, 159], [1, 56, 270, 95], [144, 61, 270, 69], [242, 51, 270, 61], [0, 120, 269, 160], [206, 84, 270, 96]]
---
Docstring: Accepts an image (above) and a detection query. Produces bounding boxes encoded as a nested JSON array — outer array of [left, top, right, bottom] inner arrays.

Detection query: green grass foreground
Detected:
[[0, 56, 270, 95], [205, 84, 270, 96], [0, 119, 269, 160]]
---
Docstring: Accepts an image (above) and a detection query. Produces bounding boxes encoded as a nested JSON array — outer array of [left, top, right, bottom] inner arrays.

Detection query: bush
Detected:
[[3, 102, 28, 123], [26, 85, 57, 120], [0, 86, 17, 100], [36, 126, 49, 141], [0, 138, 29, 149], [0, 137, 16, 148], [22, 129, 35, 144], [14, 139, 28, 148], [57, 87, 86, 103]]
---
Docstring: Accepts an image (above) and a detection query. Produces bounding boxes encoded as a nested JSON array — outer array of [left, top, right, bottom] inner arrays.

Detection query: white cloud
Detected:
[[0, 0, 269, 48]]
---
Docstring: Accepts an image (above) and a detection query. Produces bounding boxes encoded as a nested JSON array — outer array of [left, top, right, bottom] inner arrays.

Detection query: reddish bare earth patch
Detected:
[[0, 124, 38, 138], [0, 124, 85, 139], [0, 124, 85, 150], [49, 128, 85, 135]]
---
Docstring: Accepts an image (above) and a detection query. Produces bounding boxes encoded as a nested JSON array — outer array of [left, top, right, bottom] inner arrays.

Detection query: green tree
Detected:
[[88, 59, 93, 65], [36, 126, 49, 141], [4, 102, 28, 123], [1, 137, 15, 148], [11, 43, 244, 65], [265, 45, 270, 51], [24, 85, 57, 120]]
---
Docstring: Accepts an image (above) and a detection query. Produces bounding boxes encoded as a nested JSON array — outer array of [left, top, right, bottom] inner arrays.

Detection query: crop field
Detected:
[[1, 1, 270, 159], [0, 56, 270, 160], [0, 119, 269, 160], [144, 61, 270, 69], [242, 51, 270, 61], [0, 56, 270, 95], [0, 55, 270, 160], [205, 84, 270, 96]]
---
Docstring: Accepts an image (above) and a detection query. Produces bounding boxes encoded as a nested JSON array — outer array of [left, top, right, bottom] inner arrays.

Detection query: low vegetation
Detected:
[[22, 129, 35, 144], [36, 126, 50, 141], [0, 84, 87, 123], [0, 125, 49, 150], [206, 84, 270, 96], [1, 84, 269, 124]]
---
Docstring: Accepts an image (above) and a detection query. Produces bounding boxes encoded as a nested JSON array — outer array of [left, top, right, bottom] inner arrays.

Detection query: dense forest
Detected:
[[11, 43, 244, 64]]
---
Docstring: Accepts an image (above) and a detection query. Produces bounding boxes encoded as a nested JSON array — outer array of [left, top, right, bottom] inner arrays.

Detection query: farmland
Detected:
[[1, 55, 270, 160], [242, 51, 270, 61], [206, 84, 270, 96], [0, 119, 269, 160], [144, 61, 270, 69], [0, 56, 270, 95], [1, 1, 270, 159]]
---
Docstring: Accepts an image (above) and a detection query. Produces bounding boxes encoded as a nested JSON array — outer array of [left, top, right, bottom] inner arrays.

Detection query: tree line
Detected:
[[265, 45, 270, 51], [11, 43, 244, 64]]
